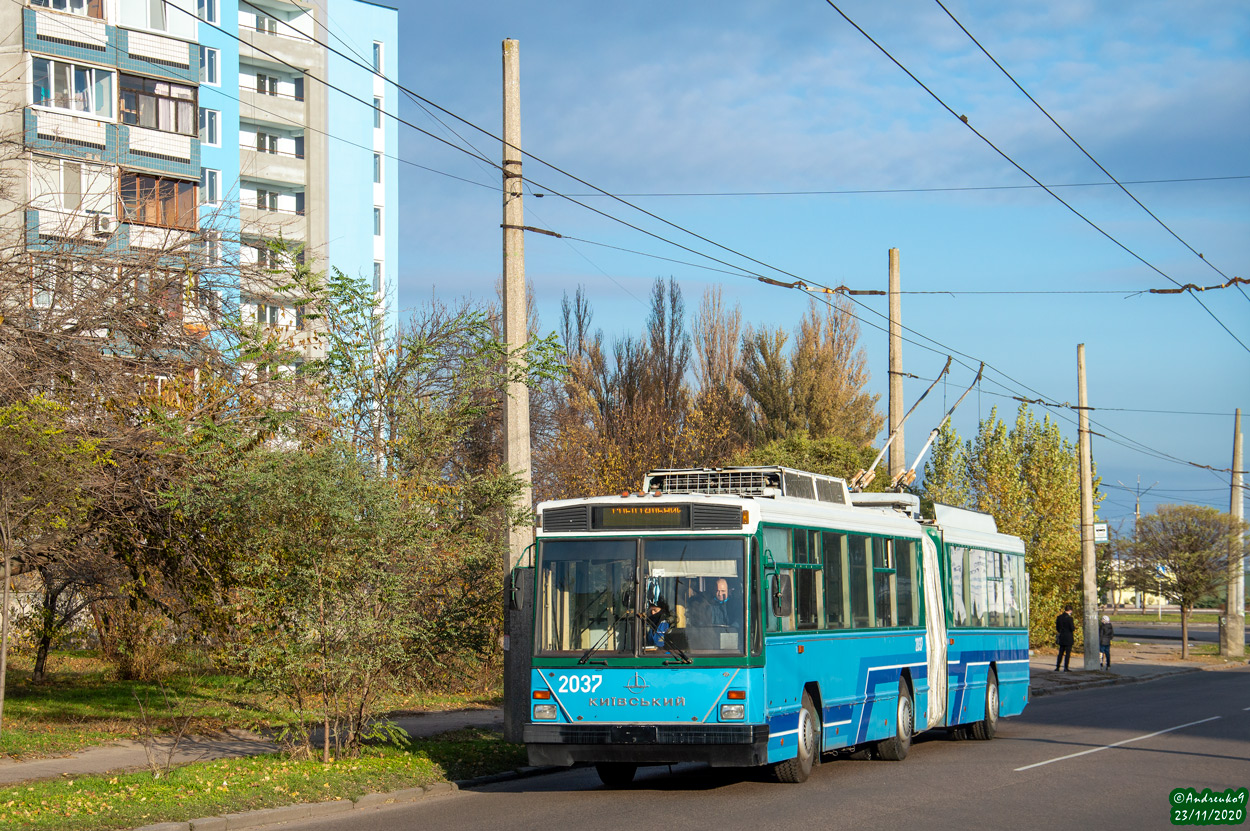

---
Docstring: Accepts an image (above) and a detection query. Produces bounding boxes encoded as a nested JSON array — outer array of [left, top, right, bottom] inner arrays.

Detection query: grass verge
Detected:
[[0, 727, 524, 831], [0, 651, 501, 760]]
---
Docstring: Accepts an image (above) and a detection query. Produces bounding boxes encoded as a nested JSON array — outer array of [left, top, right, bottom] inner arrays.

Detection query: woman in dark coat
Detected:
[[1099, 615, 1114, 668], [1055, 605, 1075, 671]]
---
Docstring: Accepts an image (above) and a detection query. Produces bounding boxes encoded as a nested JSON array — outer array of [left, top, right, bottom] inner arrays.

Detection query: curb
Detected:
[[133, 781, 459, 831]]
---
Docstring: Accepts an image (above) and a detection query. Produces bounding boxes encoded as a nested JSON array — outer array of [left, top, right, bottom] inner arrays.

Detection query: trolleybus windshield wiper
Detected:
[[639, 611, 692, 664], [578, 601, 634, 665]]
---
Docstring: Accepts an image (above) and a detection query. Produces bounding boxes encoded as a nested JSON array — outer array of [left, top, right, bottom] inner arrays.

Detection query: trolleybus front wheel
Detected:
[[774, 692, 820, 783], [969, 668, 998, 740], [595, 763, 637, 787], [876, 680, 913, 761]]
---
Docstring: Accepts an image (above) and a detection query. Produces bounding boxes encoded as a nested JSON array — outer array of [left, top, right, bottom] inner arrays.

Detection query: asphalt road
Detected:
[[288, 668, 1250, 831], [1117, 624, 1246, 644]]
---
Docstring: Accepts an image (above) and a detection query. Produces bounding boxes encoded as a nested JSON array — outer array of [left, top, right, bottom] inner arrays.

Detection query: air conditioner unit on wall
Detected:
[[92, 214, 114, 235]]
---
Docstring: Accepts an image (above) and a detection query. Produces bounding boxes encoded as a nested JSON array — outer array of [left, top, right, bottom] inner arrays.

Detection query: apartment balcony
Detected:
[[239, 205, 306, 241], [114, 27, 197, 84], [238, 25, 323, 72], [118, 125, 199, 178], [240, 147, 305, 187], [24, 6, 109, 61], [239, 89, 305, 129], [26, 208, 114, 243], [25, 107, 114, 164], [126, 223, 195, 252]]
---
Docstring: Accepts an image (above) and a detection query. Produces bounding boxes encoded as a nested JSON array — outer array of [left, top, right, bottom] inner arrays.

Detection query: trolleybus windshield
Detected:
[[536, 537, 747, 658]]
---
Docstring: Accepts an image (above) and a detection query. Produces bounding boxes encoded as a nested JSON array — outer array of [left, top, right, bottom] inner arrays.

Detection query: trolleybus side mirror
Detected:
[[771, 574, 793, 617]]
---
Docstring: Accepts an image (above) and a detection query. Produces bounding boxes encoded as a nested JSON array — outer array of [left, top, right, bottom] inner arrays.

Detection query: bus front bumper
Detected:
[[522, 723, 770, 767]]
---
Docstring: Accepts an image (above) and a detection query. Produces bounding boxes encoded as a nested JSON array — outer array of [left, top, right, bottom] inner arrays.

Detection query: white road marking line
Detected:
[[1015, 716, 1221, 771]]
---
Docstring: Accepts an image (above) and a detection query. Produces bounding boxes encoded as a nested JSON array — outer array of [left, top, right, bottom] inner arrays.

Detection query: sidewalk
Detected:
[[0, 708, 504, 787], [1029, 640, 1247, 697]]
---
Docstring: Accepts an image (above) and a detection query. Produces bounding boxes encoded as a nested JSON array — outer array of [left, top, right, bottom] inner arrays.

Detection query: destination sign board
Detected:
[[591, 504, 690, 530]]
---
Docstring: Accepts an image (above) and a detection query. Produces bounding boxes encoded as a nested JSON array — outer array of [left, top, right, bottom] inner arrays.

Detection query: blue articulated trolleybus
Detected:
[[518, 466, 1029, 785]]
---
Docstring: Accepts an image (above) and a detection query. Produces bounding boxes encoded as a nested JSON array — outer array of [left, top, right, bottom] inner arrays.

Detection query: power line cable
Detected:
[[820, 0, 1250, 353], [933, 0, 1244, 293], [191, 3, 1245, 476], [557, 174, 1250, 198]]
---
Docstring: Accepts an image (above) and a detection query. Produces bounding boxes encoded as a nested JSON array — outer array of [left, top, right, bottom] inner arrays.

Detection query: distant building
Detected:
[[0, 0, 398, 358]]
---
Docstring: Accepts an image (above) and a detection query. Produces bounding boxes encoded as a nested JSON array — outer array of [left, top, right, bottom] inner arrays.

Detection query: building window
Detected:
[[255, 12, 278, 34], [373, 153, 381, 184], [373, 207, 381, 236], [373, 261, 382, 293], [199, 47, 219, 85], [255, 302, 279, 326], [203, 231, 221, 266], [120, 172, 197, 229], [198, 107, 219, 145], [255, 188, 278, 211], [118, 74, 196, 136], [373, 96, 382, 128], [31, 58, 114, 119], [200, 168, 219, 205], [372, 41, 382, 72], [255, 131, 278, 153], [31, 0, 103, 19], [120, 0, 195, 38], [256, 73, 279, 96], [197, 0, 216, 23]]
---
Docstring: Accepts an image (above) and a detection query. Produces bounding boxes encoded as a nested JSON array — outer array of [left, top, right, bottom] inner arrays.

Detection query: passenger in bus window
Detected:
[[645, 599, 671, 649], [690, 578, 742, 639]]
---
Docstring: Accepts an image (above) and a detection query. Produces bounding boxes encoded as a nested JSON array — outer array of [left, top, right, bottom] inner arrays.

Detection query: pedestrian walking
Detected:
[[1098, 615, 1114, 669], [1055, 605, 1075, 671]]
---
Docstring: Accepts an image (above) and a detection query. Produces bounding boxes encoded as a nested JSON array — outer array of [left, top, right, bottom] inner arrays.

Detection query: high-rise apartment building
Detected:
[[0, 0, 398, 355]]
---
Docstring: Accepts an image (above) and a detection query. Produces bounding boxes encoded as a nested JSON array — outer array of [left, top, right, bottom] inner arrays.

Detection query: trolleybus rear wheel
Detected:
[[595, 763, 637, 787], [969, 668, 998, 740], [876, 680, 913, 761], [774, 692, 820, 783]]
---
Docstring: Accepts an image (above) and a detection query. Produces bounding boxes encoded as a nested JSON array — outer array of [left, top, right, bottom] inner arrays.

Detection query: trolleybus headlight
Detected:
[[533, 704, 558, 720], [720, 704, 745, 720]]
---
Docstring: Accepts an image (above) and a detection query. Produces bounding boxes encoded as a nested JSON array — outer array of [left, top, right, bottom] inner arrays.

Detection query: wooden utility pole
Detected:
[[502, 38, 532, 573], [1077, 344, 1098, 669], [1222, 408, 1245, 657], [501, 38, 533, 743], [888, 249, 904, 481]]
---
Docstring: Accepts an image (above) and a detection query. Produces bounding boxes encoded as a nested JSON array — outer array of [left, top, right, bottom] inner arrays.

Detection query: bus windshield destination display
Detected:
[[591, 504, 690, 530]]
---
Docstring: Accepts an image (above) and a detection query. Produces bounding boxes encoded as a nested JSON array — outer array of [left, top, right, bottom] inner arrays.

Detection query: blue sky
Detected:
[[381, 0, 1248, 526]]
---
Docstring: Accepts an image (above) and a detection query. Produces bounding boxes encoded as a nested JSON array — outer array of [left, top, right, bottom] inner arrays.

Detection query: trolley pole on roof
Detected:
[[1221, 408, 1245, 658], [888, 249, 905, 481], [1077, 344, 1099, 670], [502, 38, 534, 743]]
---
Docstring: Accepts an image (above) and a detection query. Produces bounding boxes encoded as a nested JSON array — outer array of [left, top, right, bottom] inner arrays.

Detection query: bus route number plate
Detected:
[[612, 725, 659, 744]]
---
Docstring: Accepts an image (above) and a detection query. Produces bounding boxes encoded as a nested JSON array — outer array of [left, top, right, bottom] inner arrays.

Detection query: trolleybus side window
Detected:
[[822, 532, 847, 629], [847, 535, 872, 629], [872, 537, 895, 628], [950, 545, 968, 627], [967, 548, 987, 627], [795, 529, 820, 630], [986, 550, 1004, 627], [895, 538, 918, 627], [763, 526, 795, 633]]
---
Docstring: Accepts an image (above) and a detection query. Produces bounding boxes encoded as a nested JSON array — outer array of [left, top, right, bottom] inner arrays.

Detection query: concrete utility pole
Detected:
[[1077, 344, 1098, 669], [1116, 476, 1157, 612], [888, 248, 904, 481], [501, 38, 533, 743], [502, 38, 532, 573], [1222, 408, 1245, 657]]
